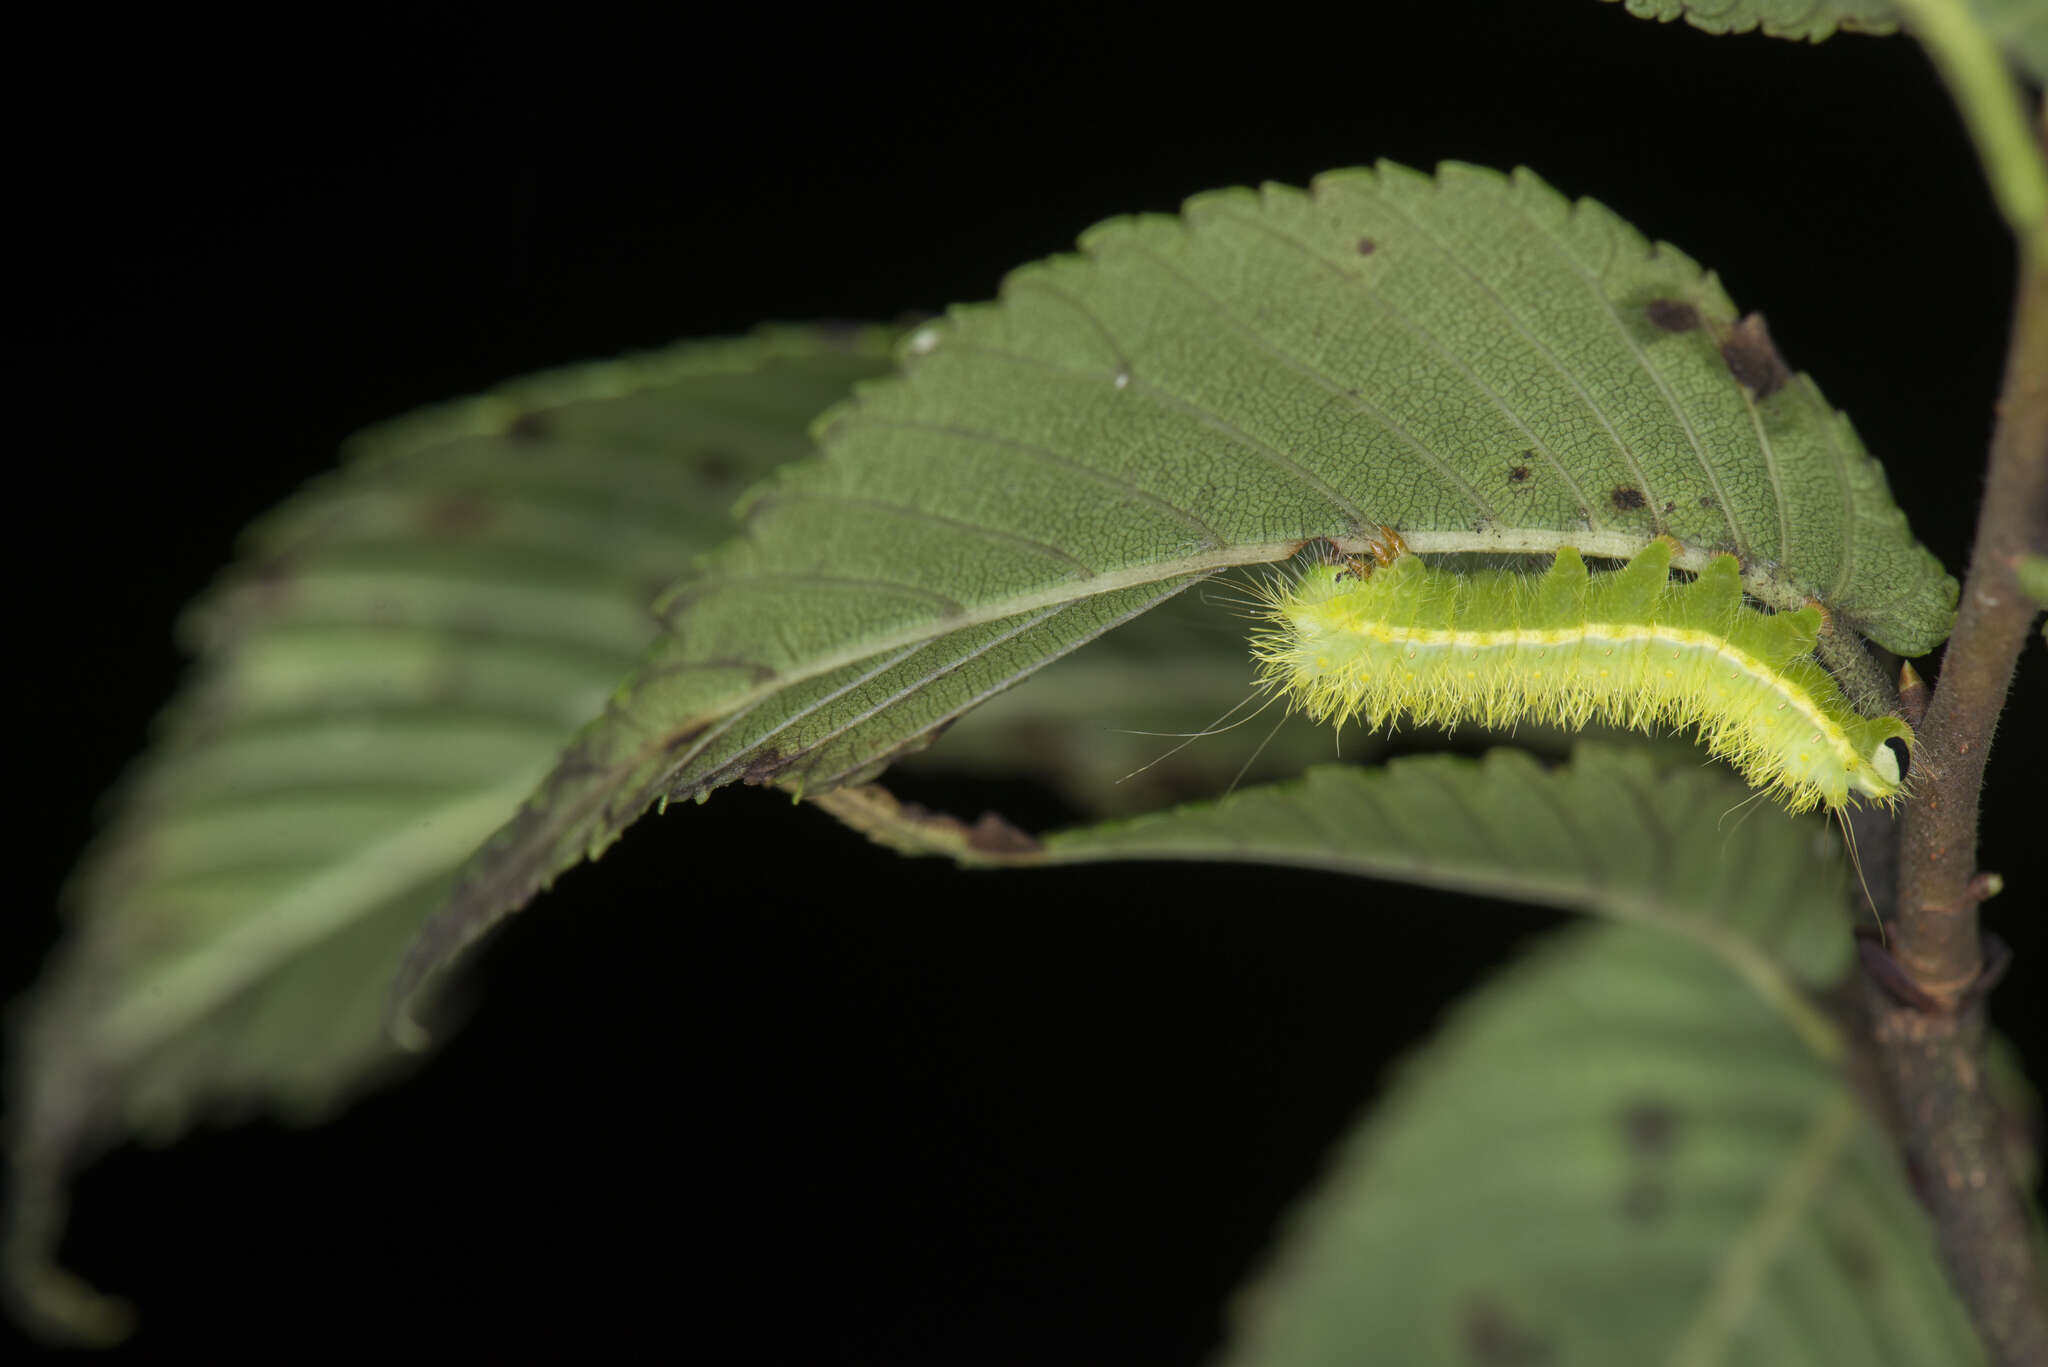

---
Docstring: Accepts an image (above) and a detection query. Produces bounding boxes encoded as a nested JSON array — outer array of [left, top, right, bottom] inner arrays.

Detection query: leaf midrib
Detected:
[[1664, 1090, 1862, 1367]]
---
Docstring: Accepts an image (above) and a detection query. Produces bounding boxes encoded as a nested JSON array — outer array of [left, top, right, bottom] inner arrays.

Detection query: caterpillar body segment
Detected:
[[1252, 540, 1911, 814]]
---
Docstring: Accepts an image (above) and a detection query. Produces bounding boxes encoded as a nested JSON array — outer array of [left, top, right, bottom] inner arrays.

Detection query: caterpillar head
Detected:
[[1848, 724, 1914, 805]]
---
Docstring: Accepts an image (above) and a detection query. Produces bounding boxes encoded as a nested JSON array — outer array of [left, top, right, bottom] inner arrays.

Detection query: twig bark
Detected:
[[1894, 245, 2048, 991], [1873, 226, 2048, 1362]]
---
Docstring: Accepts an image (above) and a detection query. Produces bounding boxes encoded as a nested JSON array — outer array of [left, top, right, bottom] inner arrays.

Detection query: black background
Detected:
[[8, 2, 2043, 1360]]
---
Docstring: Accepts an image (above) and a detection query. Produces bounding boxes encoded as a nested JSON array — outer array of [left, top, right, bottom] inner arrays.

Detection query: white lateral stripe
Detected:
[[1346, 619, 1851, 762]]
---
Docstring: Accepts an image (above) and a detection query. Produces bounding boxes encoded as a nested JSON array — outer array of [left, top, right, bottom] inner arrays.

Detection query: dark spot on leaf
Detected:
[[1698, 495, 1716, 510], [1830, 1231, 1877, 1285], [1356, 236, 1377, 255], [1620, 1178, 1670, 1226], [1646, 299, 1701, 332], [1622, 1101, 1677, 1155], [1611, 487, 1649, 512], [657, 719, 718, 761], [965, 812, 1042, 856], [811, 318, 867, 347], [506, 411, 551, 442], [695, 451, 737, 485], [1720, 312, 1790, 398], [551, 742, 609, 784], [882, 790, 1043, 858], [742, 749, 796, 786], [1508, 465, 1531, 483], [1662, 501, 1676, 514], [1462, 1300, 1552, 1364], [420, 493, 493, 536]]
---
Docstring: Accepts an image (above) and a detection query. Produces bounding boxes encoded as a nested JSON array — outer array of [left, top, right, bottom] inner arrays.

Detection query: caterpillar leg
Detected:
[[1332, 525, 1411, 580]]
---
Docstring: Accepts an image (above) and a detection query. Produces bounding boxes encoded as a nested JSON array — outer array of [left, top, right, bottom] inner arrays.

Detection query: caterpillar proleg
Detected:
[[1251, 536, 1911, 814]]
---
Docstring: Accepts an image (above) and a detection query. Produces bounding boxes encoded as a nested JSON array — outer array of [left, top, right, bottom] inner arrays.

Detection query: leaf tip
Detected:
[[5, 1178, 138, 1347]]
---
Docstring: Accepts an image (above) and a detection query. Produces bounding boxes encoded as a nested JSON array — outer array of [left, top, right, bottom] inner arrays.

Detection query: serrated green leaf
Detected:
[[1600, 0, 2048, 83], [1600, 0, 1903, 39], [421, 160, 1952, 1012], [816, 744, 1853, 1054], [6, 324, 899, 1344], [1042, 747, 1853, 989], [817, 744, 1983, 1361], [1216, 922, 1983, 1367]]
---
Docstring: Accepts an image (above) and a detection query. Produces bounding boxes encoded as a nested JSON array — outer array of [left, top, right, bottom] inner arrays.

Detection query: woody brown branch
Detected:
[[1896, 245, 2046, 992], [1877, 234, 2048, 1364]]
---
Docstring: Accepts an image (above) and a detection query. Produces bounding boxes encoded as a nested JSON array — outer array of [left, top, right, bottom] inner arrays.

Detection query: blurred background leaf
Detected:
[[1216, 921, 1984, 1366], [822, 745, 1994, 1361], [4, 325, 899, 1341], [5, 319, 1501, 1342]]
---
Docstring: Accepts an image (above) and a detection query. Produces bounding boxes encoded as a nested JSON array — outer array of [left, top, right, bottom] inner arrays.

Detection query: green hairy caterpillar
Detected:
[[1251, 535, 1912, 815]]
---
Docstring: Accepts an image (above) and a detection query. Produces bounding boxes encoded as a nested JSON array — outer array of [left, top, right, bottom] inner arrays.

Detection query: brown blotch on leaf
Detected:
[[420, 493, 494, 536], [1646, 298, 1701, 332], [965, 812, 1042, 856], [506, 411, 552, 442], [1698, 494, 1716, 510], [551, 743, 609, 784], [891, 796, 1044, 857], [812, 318, 867, 347], [1830, 1231, 1878, 1285], [1720, 312, 1790, 398], [1462, 1300, 1553, 1364], [1622, 1100, 1677, 1155], [1611, 487, 1649, 512], [1508, 465, 1531, 484], [741, 748, 796, 786], [1356, 236, 1376, 255], [1620, 1178, 1671, 1227]]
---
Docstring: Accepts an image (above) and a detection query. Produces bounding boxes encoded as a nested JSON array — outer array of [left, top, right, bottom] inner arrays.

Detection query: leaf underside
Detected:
[[1601, 0, 2048, 83], [13, 317, 1402, 1342], [1216, 922, 1984, 1367], [1041, 746, 1853, 982], [816, 743, 1851, 1045], [815, 745, 1979, 1363], [1601, 0, 1902, 39], [421, 160, 1953, 1012], [895, 589, 1387, 815], [6, 325, 899, 1343]]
